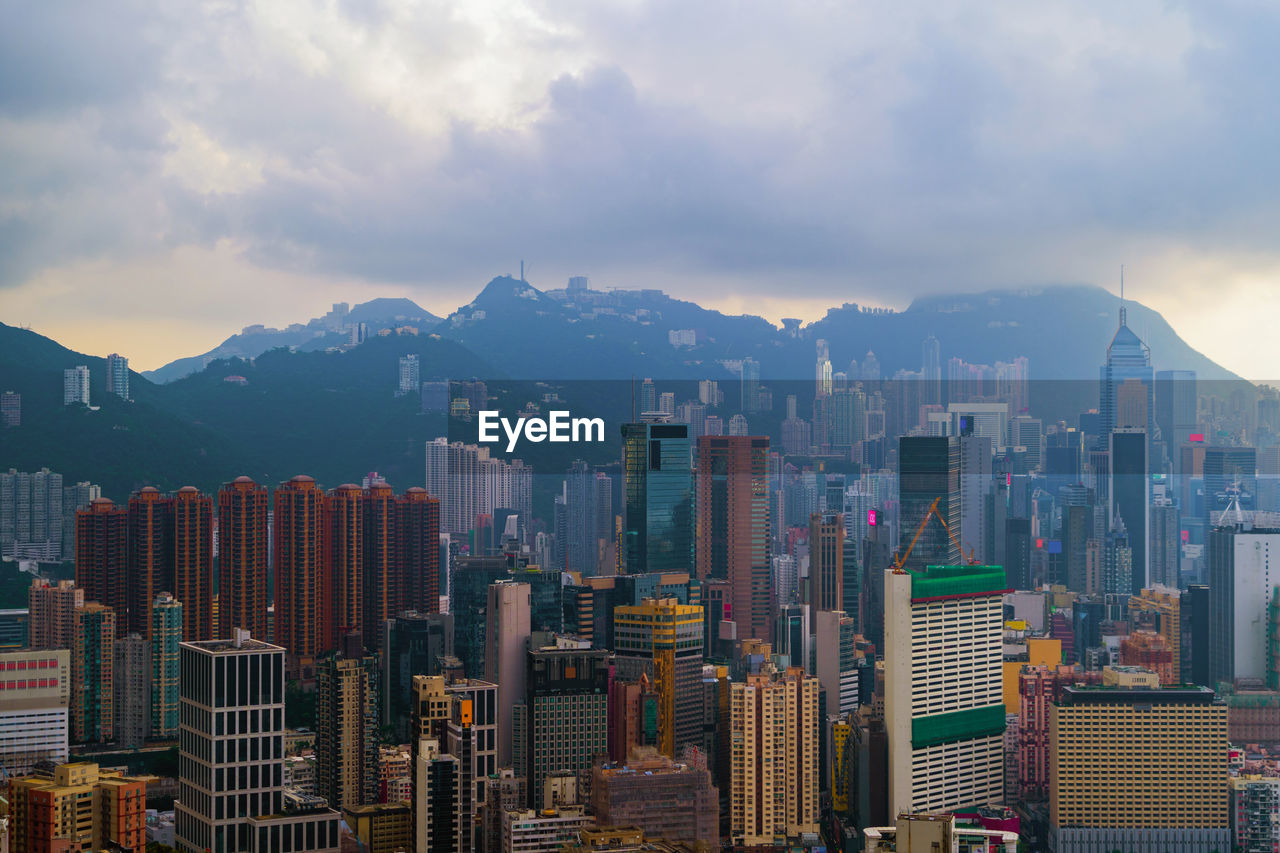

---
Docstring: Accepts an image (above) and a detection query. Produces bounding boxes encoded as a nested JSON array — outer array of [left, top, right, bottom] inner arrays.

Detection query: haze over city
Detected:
[[3, 2, 1280, 376]]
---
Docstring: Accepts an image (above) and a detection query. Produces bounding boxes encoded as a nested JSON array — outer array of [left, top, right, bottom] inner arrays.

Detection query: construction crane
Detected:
[[890, 496, 978, 573]]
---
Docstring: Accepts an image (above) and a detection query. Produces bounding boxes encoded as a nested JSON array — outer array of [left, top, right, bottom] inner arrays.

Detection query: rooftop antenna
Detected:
[[1119, 264, 1126, 327]]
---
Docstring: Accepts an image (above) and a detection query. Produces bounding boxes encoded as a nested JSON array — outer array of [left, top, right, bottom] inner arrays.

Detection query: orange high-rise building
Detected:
[[9, 762, 148, 853], [396, 487, 440, 614], [695, 435, 773, 644], [274, 475, 326, 670], [127, 487, 174, 638], [363, 482, 395, 649], [326, 484, 364, 647], [172, 486, 214, 642], [76, 497, 128, 633], [218, 476, 269, 641]]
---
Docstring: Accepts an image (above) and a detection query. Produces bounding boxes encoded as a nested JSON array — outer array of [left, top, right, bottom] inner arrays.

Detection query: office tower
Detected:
[[1155, 370, 1197, 465], [151, 592, 182, 739], [515, 643, 609, 807], [639, 377, 657, 414], [72, 601, 116, 743], [106, 352, 130, 400], [561, 460, 613, 575], [885, 564, 1006, 814], [274, 475, 326, 672], [1060, 496, 1093, 593], [591, 747, 720, 846], [614, 597, 704, 757], [75, 497, 128, 629], [381, 612, 453, 740], [776, 603, 811, 672], [63, 365, 90, 406], [814, 609, 859, 716], [114, 633, 150, 748], [1205, 445, 1258, 518], [1208, 525, 1280, 684], [398, 354, 419, 394], [1109, 428, 1149, 593], [695, 435, 772, 643], [0, 390, 19, 426], [1182, 584, 1212, 688], [1, 467, 64, 562], [175, 632, 340, 853], [808, 512, 844, 611], [1230, 776, 1280, 853], [1010, 415, 1043, 471], [959, 434, 992, 563], [396, 487, 441, 613], [0, 648, 70, 776], [450, 554, 511, 676], [1099, 298, 1154, 441], [898, 436, 961, 571], [9, 762, 148, 852], [922, 334, 941, 406], [485, 581, 530, 767], [28, 578, 83, 649], [623, 422, 693, 575], [62, 480, 100, 558], [1048, 685, 1227, 853], [316, 641, 379, 810], [740, 357, 761, 412], [218, 477, 268, 641], [413, 737, 462, 853], [126, 487, 174, 637], [729, 666, 820, 846], [362, 482, 395, 650], [423, 438, 533, 539], [443, 676, 499, 810]]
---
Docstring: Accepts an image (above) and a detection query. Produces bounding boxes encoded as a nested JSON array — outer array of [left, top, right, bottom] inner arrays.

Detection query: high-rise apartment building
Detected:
[[325, 484, 364, 645], [1127, 585, 1182, 685], [151, 592, 183, 738], [114, 632, 150, 748], [898, 437, 961, 571], [106, 353, 130, 400], [1230, 776, 1280, 853], [28, 578, 83, 649], [695, 435, 771, 643], [0, 467, 64, 561], [1048, 685, 1228, 853], [729, 665, 820, 846], [1208, 524, 1280, 685], [362, 482, 395, 650], [485, 580, 530, 768], [0, 648, 70, 776], [218, 477, 268, 641], [63, 365, 90, 406], [396, 487, 441, 614], [424, 438, 532, 539], [381, 612, 453, 741], [398, 354, 419, 395], [76, 497, 128, 632], [175, 632, 341, 853], [814, 609, 860, 716], [614, 597, 704, 757], [316, 643, 379, 810], [72, 601, 116, 743], [0, 390, 19, 427], [515, 643, 609, 807], [62, 480, 100, 558], [128, 487, 174, 637], [624, 422, 694, 575], [10, 761, 148, 852], [274, 475, 326, 673], [885, 564, 1007, 814], [171, 486, 213, 642]]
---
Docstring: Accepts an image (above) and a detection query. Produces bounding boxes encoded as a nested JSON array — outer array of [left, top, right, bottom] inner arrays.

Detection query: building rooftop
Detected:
[[1058, 684, 1219, 706]]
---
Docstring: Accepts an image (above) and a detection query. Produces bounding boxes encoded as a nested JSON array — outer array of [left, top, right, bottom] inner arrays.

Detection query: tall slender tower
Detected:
[[316, 640, 379, 811], [72, 601, 116, 743], [274, 475, 325, 673], [218, 477, 269, 641], [898, 436, 961, 571], [484, 580, 530, 768], [695, 435, 772, 643], [808, 512, 843, 612], [623, 422, 693, 574], [75, 497, 128, 633], [326, 484, 364, 646], [613, 597, 705, 757], [397, 487, 441, 614], [362, 482, 395, 650], [150, 592, 183, 738], [127, 487, 174, 638], [172, 487, 213, 642]]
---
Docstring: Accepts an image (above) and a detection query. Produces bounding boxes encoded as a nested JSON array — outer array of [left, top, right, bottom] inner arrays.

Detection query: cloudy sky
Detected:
[[2, 1, 1279, 376]]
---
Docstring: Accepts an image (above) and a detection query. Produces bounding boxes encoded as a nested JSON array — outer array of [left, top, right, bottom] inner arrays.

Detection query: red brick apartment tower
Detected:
[[325, 483, 364, 648], [274, 475, 325, 673], [173, 486, 214, 641], [218, 476, 269, 642], [127, 487, 174, 638], [75, 497, 128, 632], [362, 482, 395, 649], [396, 487, 441, 614], [695, 435, 773, 645]]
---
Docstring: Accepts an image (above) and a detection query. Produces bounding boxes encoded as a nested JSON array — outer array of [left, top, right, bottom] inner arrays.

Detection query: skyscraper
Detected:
[[175, 632, 341, 853], [613, 597, 704, 758], [380, 611, 453, 741], [396, 487, 441, 614], [1208, 524, 1280, 684], [921, 334, 941, 406], [623, 422, 693, 575], [325, 484, 364, 646], [72, 601, 116, 744], [729, 666, 820, 846], [362, 482, 395, 650], [316, 641, 379, 811], [808, 512, 843, 612], [114, 632, 149, 748], [127, 487, 174, 638], [695, 435, 771, 643], [173, 487, 213, 642], [75, 497, 128, 633], [1099, 298, 1153, 442], [1, 467, 64, 561], [885, 564, 1007, 814], [63, 365, 90, 406], [274, 475, 326, 673], [484, 580, 530, 768], [151, 592, 183, 739], [898, 436, 960, 571], [959, 434, 993, 563], [1110, 428, 1149, 593], [28, 578, 83, 650], [218, 477, 269, 641], [106, 353, 130, 401]]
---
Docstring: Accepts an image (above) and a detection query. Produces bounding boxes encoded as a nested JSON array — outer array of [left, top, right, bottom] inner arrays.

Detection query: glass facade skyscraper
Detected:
[[623, 422, 693, 575]]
